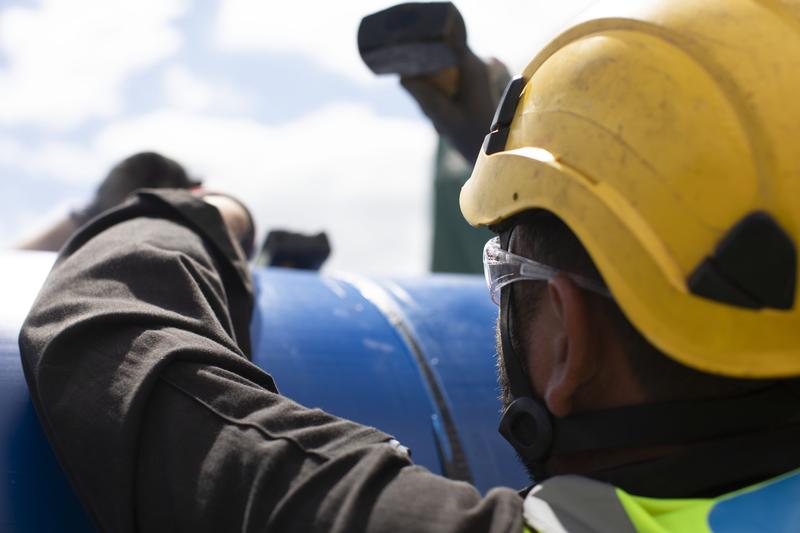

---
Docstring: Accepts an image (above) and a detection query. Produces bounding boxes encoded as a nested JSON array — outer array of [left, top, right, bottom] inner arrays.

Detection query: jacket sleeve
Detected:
[[19, 189, 524, 533]]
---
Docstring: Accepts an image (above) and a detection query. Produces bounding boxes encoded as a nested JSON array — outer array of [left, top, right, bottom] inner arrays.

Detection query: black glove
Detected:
[[73, 152, 200, 225]]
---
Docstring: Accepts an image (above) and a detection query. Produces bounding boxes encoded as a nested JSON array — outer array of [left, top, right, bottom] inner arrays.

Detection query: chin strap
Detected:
[[497, 227, 552, 481], [495, 229, 800, 482], [500, 385, 800, 480]]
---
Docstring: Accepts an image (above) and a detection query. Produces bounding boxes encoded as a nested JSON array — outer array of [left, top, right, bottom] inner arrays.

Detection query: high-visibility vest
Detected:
[[523, 468, 800, 532]]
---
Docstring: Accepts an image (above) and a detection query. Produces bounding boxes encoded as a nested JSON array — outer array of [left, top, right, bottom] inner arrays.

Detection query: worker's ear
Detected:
[[540, 274, 598, 417]]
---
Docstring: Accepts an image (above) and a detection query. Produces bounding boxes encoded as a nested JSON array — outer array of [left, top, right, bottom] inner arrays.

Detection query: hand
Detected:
[[200, 193, 256, 260], [401, 51, 500, 164], [74, 152, 200, 224]]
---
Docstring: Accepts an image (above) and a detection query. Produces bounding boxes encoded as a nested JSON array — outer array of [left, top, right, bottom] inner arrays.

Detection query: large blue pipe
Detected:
[[0, 251, 527, 532]]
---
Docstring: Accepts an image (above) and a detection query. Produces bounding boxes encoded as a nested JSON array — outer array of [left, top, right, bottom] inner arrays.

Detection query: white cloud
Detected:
[[163, 64, 255, 114], [456, 1, 600, 72], [0, 0, 188, 130], [0, 137, 22, 164], [164, 65, 214, 112], [215, 0, 599, 82], [216, 0, 390, 82]]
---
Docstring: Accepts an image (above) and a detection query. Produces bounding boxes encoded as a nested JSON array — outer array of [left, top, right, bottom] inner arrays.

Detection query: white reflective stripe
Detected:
[[523, 486, 570, 533], [521, 476, 637, 533]]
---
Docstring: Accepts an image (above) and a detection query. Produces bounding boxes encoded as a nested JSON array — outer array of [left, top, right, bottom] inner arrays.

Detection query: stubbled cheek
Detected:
[[495, 319, 513, 410]]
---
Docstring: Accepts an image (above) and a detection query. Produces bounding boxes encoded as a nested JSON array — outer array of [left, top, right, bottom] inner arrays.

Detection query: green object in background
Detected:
[[431, 138, 491, 274], [429, 58, 510, 274]]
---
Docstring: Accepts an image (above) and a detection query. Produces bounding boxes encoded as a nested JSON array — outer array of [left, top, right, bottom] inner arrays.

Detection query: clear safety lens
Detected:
[[483, 237, 559, 305], [482, 236, 611, 305]]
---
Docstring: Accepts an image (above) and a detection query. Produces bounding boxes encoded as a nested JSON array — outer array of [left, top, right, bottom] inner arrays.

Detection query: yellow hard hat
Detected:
[[461, 0, 800, 378]]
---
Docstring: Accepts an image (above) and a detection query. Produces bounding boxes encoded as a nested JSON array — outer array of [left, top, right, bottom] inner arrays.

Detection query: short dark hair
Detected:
[[499, 209, 773, 402]]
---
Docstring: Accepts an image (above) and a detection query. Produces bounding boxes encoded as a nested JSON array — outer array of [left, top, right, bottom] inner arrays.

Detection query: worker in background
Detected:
[[15, 151, 199, 251], [19, 0, 800, 531]]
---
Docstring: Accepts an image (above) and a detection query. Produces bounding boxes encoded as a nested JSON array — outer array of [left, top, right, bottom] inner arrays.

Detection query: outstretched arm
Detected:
[[19, 189, 523, 532]]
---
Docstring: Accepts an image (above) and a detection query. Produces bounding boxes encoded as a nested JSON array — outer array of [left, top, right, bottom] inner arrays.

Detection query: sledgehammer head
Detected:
[[358, 2, 467, 77]]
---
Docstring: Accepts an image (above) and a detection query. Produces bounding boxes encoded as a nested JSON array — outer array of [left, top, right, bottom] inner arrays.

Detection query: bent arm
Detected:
[[19, 190, 523, 532]]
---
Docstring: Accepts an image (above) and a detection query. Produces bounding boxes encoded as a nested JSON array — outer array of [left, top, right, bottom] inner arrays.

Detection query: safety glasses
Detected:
[[483, 236, 611, 305]]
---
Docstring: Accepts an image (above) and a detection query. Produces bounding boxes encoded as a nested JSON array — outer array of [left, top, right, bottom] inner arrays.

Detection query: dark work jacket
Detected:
[[18, 190, 523, 533]]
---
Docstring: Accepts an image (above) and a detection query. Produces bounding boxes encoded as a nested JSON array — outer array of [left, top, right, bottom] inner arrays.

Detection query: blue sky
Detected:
[[0, 0, 596, 274]]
